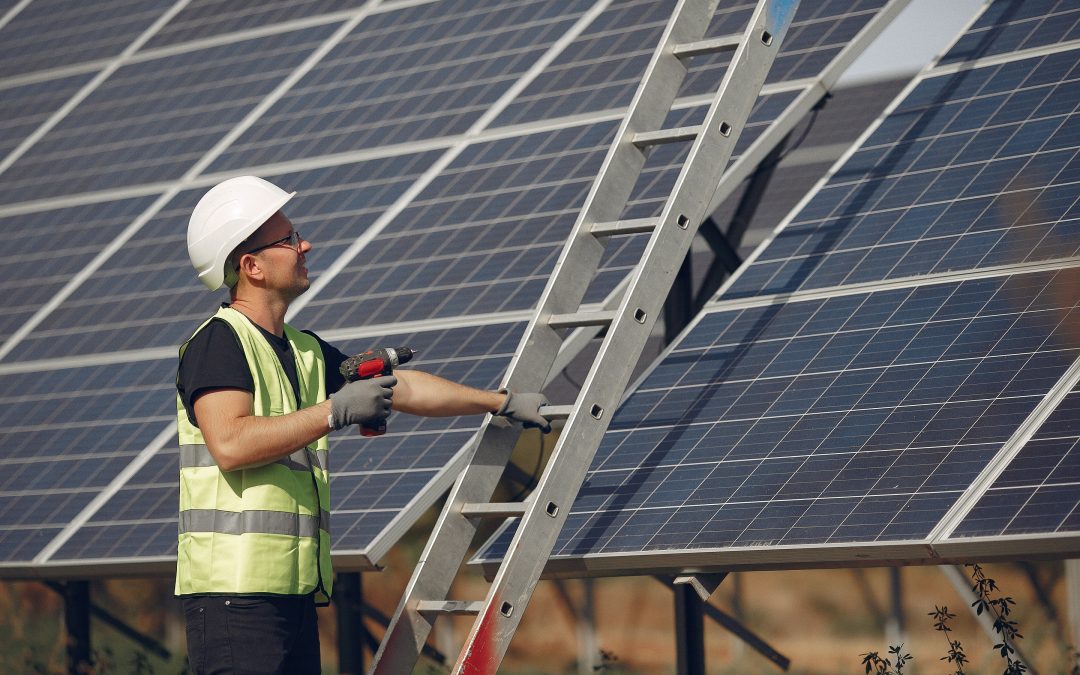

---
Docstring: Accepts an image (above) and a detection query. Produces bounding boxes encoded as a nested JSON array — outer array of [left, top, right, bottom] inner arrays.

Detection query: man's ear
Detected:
[[237, 252, 265, 283]]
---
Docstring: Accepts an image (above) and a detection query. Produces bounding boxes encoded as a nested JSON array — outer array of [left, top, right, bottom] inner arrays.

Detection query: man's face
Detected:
[[243, 211, 311, 300]]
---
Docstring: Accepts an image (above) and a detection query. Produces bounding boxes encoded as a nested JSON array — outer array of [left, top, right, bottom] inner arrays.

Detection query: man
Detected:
[[176, 176, 551, 674]]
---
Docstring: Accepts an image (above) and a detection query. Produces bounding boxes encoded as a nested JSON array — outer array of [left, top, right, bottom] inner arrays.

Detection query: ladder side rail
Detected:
[[370, 3, 726, 672], [455, 1, 800, 673], [502, 0, 723, 391]]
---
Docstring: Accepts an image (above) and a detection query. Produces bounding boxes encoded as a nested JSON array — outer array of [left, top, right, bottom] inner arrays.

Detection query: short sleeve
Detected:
[[177, 319, 254, 426], [304, 330, 349, 393]]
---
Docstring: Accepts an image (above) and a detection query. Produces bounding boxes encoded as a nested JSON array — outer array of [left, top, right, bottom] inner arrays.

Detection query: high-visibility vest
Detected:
[[175, 306, 332, 603]]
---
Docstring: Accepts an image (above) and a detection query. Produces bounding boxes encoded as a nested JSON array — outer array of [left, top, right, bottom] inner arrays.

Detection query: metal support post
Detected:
[[675, 583, 706, 675], [724, 132, 788, 245], [63, 580, 91, 675], [43, 581, 170, 660], [1068, 560, 1080, 655], [885, 568, 904, 648], [336, 572, 367, 675], [657, 575, 788, 670]]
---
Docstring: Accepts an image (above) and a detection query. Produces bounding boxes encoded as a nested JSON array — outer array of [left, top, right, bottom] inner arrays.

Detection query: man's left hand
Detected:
[[497, 391, 552, 433]]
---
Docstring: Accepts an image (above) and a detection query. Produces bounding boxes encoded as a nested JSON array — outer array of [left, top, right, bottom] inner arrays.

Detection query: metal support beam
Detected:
[[674, 573, 728, 602], [1068, 560, 1080, 661], [848, 569, 886, 630], [657, 575, 788, 670], [551, 579, 598, 673], [63, 580, 91, 675], [693, 130, 788, 308], [701, 601, 789, 670], [941, 565, 1036, 674], [665, 254, 694, 343], [43, 581, 170, 660], [1019, 562, 1062, 628], [674, 583, 706, 675], [726, 131, 789, 245], [336, 572, 367, 675]]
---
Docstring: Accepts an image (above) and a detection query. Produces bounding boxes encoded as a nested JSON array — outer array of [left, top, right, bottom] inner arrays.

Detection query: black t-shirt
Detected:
[[176, 315, 350, 427]]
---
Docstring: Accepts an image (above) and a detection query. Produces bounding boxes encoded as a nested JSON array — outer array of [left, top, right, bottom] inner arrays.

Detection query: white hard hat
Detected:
[[187, 176, 296, 290]]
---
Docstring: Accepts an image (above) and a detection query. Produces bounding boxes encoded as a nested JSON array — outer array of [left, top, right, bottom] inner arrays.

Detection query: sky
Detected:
[[839, 0, 989, 86]]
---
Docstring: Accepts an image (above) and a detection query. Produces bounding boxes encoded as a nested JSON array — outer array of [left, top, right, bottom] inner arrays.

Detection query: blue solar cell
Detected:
[[145, 0, 369, 49], [0, 23, 340, 207], [0, 73, 93, 155], [724, 46, 1080, 300], [0, 358, 174, 562], [0, 196, 158, 347], [492, 0, 886, 127], [47, 322, 525, 563], [940, 0, 1080, 65], [207, 0, 596, 172], [0, 0, 174, 78], [293, 121, 626, 330], [950, 378, 1080, 539]]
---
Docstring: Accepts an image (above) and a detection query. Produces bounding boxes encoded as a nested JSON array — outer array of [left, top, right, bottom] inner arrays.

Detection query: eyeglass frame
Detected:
[[243, 230, 303, 256]]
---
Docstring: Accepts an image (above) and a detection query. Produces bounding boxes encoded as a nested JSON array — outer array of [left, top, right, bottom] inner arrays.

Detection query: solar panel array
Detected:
[[0, 0, 906, 576], [476, 0, 1080, 576]]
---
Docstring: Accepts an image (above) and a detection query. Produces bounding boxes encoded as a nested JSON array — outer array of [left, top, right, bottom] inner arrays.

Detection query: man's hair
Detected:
[[224, 230, 259, 289]]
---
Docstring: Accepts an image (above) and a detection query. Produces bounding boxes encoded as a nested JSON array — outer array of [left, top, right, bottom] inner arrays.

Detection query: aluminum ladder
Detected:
[[370, 1, 800, 672]]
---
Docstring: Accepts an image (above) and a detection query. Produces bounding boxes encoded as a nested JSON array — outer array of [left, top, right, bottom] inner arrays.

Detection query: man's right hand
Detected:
[[329, 375, 396, 430]]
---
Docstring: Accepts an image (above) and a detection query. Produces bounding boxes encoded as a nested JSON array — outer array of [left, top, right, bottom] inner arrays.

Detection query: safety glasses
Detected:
[[246, 230, 303, 255]]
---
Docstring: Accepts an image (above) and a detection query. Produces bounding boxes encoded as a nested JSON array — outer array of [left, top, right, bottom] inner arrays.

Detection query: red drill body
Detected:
[[339, 347, 416, 436]]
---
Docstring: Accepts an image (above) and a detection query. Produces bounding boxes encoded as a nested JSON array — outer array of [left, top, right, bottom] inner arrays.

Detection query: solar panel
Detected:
[[143, 0, 370, 50], [0, 73, 94, 156], [3, 151, 442, 361], [939, 0, 1080, 66], [206, 0, 598, 172], [475, 268, 1079, 570], [493, 0, 889, 127], [475, 0, 1080, 576], [948, 382, 1080, 540], [0, 0, 910, 576], [0, 358, 175, 565], [723, 43, 1080, 299], [0, 22, 341, 207], [0, 0, 173, 78], [0, 196, 159, 344]]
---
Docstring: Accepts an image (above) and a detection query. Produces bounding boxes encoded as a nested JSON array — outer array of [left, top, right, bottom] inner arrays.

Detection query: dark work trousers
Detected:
[[182, 594, 320, 675]]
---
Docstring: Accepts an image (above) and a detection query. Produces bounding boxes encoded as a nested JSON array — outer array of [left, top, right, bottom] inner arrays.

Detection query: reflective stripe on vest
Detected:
[[179, 508, 331, 538], [179, 443, 329, 474]]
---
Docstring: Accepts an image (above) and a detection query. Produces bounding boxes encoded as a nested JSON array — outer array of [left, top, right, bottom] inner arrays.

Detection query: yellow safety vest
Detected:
[[175, 306, 332, 604]]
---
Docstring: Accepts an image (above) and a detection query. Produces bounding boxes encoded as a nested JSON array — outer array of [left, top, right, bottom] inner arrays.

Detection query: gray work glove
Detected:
[[496, 390, 552, 433], [329, 375, 396, 430]]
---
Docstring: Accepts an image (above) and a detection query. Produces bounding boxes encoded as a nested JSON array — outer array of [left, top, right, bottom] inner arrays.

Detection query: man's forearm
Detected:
[[393, 369, 505, 417], [195, 390, 333, 471]]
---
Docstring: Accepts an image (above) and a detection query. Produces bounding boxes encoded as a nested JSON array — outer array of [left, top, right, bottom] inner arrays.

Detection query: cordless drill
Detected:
[[339, 347, 416, 436]]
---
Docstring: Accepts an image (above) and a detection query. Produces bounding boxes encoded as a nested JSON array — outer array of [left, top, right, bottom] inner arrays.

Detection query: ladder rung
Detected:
[[547, 310, 615, 329], [673, 34, 742, 58], [416, 600, 484, 616], [632, 125, 700, 148], [460, 502, 528, 519], [539, 404, 572, 420], [590, 217, 659, 237]]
